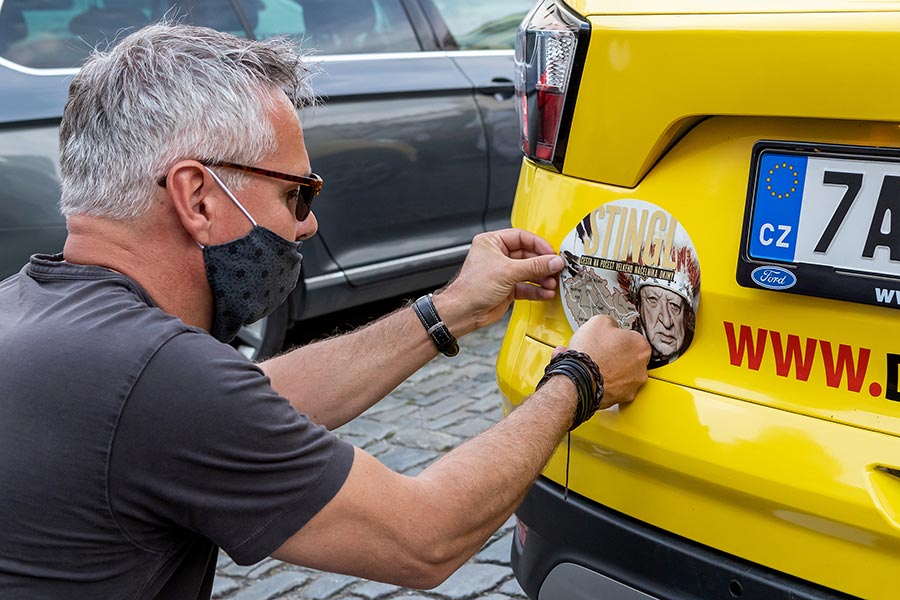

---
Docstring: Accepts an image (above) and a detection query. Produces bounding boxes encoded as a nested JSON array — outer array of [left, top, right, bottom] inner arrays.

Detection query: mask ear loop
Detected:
[[203, 166, 259, 230]]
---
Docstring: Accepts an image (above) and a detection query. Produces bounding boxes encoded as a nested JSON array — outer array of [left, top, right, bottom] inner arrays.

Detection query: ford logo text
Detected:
[[751, 266, 797, 290]]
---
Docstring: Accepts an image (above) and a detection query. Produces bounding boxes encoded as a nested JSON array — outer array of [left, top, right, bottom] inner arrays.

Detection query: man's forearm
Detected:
[[410, 376, 577, 575], [271, 312, 647, 588], [272, 375, 579, 588], [260, 228, 568, 430], [261, 294, 477, 429]]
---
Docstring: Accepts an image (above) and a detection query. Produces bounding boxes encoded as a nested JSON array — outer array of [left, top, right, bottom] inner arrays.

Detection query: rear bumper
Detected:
[[512, 477, 857, 600]]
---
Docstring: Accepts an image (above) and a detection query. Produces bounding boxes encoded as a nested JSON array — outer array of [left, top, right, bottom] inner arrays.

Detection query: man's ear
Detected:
[[164, 160, 216, 246]]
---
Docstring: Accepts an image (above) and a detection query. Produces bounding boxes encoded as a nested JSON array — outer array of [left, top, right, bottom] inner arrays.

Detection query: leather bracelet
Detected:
[[412, 293, 459, 357], [535, 350, 604, 430]]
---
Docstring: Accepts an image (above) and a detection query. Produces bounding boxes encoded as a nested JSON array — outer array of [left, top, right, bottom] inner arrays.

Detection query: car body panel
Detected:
[[448, 51, 522, 231], [500, 2, 900, 597], [304, 53, 488, 284], [0, 59, 73, 124], [0, 122, 66, 277], [562, 10, 900, 187], [569, 0, 900, 16]]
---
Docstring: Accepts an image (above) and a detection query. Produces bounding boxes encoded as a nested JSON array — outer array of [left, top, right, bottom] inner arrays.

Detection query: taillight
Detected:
[[514, 0, 589, 170]]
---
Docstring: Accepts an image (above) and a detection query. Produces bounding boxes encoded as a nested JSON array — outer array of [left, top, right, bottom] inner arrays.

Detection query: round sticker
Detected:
[[559, 199, 701, 369]]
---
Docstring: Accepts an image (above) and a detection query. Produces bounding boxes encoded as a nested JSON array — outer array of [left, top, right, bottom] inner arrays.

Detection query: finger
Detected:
[[586, 314, 619, 330], [497, 228, 556, 257], [631, 330, 652, 358], [537, 274, 558, 290], [514, 272, 559, 290], [551, 345, 567, 357], [514, 282, 556, 301], [507, 248, 547, 260], [506, 254, 565, 287]]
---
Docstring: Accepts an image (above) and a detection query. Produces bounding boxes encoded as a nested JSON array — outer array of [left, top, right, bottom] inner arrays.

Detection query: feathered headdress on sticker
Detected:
[[617, 244, 701, 312]]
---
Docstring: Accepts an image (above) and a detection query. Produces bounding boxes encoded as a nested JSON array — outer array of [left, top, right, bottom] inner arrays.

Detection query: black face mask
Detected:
[[202, 167, 303, 343]]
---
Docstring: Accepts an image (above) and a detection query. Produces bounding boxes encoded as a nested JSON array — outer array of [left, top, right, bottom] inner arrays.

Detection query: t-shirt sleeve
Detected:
[[107, 331, 355, 565]]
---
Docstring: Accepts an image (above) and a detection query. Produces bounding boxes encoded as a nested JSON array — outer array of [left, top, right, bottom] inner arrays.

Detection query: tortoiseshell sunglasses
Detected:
[[157, 160, 323, 221]]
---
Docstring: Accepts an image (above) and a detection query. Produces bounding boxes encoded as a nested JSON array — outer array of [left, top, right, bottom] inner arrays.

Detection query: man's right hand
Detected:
[[568, 315, 650, 409]]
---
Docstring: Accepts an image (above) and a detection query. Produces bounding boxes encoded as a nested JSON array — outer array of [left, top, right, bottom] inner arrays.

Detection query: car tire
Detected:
[[230, 300, 290, 361]]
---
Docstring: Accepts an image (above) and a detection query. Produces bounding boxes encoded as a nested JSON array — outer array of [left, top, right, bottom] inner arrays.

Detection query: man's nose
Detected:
[[296, 211, 318, 241]]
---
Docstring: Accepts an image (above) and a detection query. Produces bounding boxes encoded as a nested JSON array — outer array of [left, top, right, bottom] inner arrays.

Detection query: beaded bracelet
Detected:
[[535, 349, 605, 431]]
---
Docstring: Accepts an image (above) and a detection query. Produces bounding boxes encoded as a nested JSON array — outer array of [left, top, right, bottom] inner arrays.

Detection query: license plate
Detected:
[[737, 141, 900, 309]]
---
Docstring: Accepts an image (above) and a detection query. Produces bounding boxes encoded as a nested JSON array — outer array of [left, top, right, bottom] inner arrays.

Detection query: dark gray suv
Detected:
[[0, 0, 529, 357]]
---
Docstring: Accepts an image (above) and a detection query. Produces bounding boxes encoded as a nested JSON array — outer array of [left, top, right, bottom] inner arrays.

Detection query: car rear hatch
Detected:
[[504, 2, 900, 597]]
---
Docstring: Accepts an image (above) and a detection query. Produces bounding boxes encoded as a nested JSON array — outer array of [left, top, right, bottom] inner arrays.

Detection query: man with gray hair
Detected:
[[0, 23, 649, 599]]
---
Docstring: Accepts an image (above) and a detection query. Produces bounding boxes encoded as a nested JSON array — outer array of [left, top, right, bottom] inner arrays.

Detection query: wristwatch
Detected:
[[412, 293, 459, 357]]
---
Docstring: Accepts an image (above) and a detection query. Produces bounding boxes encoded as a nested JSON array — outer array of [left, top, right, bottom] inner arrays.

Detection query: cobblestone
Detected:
[[498, 578, 526, 597], [215, 313, 527, 599], [349, 580, 402, 599], [443, 416, 495, 439], [213, 577, 241, 598], [429, 564, 510, 599], [298, 574, 357, 599], [368, 403, 421, 423], [377, 445, 439, 473], [466, 394, 504, 415], [477, 533, 514, 565], [337, 418, 397, 443], [415, 394, 475, 421], [390, 428, 460, 452], [425, 410, 471, 432], [230, 571, 311, 600]]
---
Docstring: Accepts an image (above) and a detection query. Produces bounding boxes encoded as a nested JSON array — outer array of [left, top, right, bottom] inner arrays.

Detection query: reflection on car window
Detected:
[[0, 0, 154, 69], [431, 0, 530, 50], [0, 0, 419, 70], [183, 0, 263, 37], [255, 0, 419, 55], [0, 0, 242, 70]]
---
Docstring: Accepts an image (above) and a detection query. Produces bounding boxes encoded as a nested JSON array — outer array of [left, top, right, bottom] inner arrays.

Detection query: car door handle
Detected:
[[478, 77, 515, 101], [869, 465, 900, 528]]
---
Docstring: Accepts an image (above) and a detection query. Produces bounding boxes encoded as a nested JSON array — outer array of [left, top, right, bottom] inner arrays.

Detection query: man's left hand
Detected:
[[435, 229, 564, 335]]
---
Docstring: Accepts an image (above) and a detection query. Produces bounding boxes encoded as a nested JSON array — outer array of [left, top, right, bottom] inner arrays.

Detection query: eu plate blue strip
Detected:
[[748, 153, 807, 262]]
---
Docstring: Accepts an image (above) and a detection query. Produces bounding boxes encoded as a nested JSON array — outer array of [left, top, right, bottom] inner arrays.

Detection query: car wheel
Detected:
[[230, 300, 290, 361]]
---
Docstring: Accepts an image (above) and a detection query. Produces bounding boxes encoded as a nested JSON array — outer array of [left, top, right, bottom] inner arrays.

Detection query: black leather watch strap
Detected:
[[412, 294, 459, 357]]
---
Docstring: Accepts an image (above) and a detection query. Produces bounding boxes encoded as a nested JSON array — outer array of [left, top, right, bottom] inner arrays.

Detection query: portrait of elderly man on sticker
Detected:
[[619, 247, 700, 369]]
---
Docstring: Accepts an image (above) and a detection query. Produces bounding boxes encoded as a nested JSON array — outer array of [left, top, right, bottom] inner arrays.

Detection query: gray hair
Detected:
[[59, 22, 315, 219]]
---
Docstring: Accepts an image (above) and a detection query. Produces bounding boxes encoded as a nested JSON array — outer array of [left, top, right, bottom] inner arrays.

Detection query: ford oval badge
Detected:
[[751, 266, 797, 290]]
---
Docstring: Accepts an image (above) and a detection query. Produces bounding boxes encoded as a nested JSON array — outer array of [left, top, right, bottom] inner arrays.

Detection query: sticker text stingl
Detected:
[[580, 205, 678, 268]]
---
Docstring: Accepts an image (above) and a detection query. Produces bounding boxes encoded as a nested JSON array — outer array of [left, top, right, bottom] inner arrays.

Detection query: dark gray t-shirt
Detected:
[[0, 254, 355, 599]]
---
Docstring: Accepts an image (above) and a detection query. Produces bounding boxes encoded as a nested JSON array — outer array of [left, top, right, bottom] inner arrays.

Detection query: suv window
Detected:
[[255, 0, 419, 54], [0, 0, 151, 69], [430, 0, 529, 50], [0, 0, 418, 70]]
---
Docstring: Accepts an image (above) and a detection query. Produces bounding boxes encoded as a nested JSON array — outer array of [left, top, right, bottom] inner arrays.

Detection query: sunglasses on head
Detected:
[[157, 160, 323, 221]]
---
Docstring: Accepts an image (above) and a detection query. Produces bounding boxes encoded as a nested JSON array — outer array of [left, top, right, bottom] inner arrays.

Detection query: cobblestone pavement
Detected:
[[214, 312, 529, 600]]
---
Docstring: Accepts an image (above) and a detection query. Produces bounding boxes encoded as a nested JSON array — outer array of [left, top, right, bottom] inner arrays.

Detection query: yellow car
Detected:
[[499, 1, 900, 598]]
